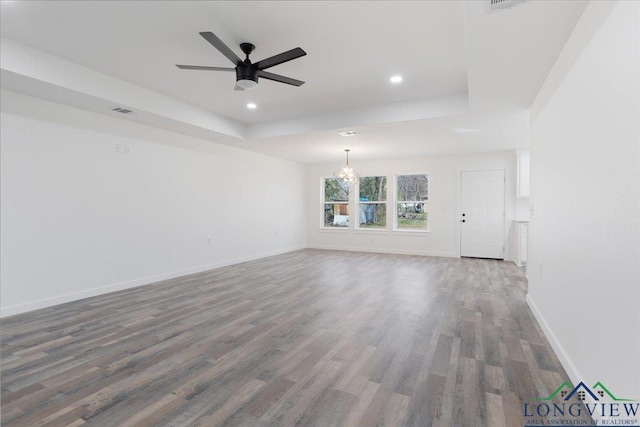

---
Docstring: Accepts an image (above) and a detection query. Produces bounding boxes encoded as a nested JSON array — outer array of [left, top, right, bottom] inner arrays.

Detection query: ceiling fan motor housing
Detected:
[[236, 43, 259, 88], [236, 64, 259, 87]]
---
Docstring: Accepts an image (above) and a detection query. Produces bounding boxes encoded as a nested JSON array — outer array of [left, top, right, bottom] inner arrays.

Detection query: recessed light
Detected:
[[246, 103, 257, 109], [453, 128, 481, 133], [390, 75, 403, 84], [338, 130, 359, 137]]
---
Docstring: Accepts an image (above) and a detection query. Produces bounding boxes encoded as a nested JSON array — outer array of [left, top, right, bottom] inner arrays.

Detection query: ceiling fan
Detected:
[[176, 31, 306, 90]]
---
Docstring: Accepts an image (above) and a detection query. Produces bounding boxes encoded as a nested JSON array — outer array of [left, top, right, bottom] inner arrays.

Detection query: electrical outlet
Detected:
[[116, 144, 132, 155]]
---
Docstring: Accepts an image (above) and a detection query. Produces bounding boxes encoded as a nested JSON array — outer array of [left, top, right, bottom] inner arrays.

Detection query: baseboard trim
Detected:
[[526, 294, 581, 385], [0, 245, 306, 318], [306, 244, 458, 258], [526, 293, 617, 424]]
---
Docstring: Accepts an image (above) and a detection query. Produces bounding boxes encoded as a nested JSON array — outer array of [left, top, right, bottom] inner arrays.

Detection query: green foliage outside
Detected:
[[359, 176, 387, 228], [397, 175, 428, 201], [325, 175, 428, 229], [397, 202, 428, 230], [397, 213, 428, 229], [359, 176, 386, 201], [325, 178, 349, 202], [396, 175, 428, 229]]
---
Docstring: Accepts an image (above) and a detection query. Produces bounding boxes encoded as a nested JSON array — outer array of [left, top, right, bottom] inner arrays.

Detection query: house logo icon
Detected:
[[564, 382, 600, 402], [523, 381, 639, 425], [535, 381, 634, 402]]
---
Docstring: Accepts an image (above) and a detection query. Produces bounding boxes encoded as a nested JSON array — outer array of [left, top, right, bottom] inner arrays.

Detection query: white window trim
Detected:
[[353, 228, 389, 235], [393, 230, 431, 236], [321, 177, 350, 229], [318, 227, 350, 233], [393, 173, 430, 233], [319, 174, 431, 233], [356, 176, 388, 231]]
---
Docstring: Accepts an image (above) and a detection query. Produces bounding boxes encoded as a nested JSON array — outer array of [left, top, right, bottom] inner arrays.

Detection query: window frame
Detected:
[[394, 173, 430, 233], [356, 175, 388, 230], [321, 177, 350, 229]]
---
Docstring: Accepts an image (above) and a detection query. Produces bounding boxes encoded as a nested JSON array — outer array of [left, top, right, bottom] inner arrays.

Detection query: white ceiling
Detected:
[[0, 0, 588, 164], [240, 110, 531, 164], [0, 1, 468, 124]]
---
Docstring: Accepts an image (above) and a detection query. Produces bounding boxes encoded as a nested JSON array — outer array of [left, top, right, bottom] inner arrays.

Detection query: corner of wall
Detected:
[[530, 1, 617, 123], [526, 294, 581, 384]]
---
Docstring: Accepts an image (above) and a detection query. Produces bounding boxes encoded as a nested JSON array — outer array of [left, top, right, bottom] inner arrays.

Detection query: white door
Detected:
[[460, 170, 505, 259]]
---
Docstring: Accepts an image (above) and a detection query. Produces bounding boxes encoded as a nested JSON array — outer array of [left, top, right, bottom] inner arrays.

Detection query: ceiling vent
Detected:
[[488, 0, 525, 12], [338, 130, 359, 137], [111, 107, 133, 114]]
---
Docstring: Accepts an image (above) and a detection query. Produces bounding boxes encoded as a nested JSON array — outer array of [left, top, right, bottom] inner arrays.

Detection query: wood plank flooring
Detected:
[[1, 249, 589, 426]]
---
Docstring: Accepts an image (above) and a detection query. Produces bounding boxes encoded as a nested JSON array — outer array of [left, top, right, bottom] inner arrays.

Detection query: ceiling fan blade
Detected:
[[199, 31, 242, 66], [176, 65, 235, 71], [254, 47, 306, 70], [234, 84, 245, 91], [258, 70, 305, 87]]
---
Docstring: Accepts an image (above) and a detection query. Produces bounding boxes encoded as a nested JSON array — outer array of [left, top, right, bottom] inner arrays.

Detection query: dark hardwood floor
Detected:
[[1, 249, 585, 426]]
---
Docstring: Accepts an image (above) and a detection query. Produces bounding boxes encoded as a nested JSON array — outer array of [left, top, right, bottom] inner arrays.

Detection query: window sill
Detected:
[[392, 230, 431, 236], [318, 227, 350, 232], [354, 228, 388, 235], [317, 228, 430, 236]]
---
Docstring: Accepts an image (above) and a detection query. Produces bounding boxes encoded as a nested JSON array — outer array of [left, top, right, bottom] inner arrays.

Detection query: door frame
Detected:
[[456, 169, 507, 259]]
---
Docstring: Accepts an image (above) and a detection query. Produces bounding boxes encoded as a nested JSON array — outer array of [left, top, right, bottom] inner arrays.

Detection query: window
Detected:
[[396, 174, 429, 230], [323, 178, 349, 227], [358, 176, 387, 229]]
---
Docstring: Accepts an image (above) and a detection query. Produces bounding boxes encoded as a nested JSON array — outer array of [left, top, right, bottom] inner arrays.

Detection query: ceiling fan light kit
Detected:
[[236, 77, 258, 90], [176, 32, 306, 91]]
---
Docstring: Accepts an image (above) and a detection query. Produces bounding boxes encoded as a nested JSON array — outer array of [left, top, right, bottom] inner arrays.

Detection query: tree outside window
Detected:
[[358, 176, 387, 229], [396, 174, 428, 230], [324, 178, 349, 227]]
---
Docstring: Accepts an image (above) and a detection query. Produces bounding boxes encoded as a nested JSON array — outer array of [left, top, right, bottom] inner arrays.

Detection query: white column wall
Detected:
[[528, 1, 640, 397]]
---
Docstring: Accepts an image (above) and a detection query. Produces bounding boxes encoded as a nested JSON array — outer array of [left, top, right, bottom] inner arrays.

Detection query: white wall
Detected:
[[0, 91, 306, 317], [528, 0, 640, 398], [307, 151, 520, 258]]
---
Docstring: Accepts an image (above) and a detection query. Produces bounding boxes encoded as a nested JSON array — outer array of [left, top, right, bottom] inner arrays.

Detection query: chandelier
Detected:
[[334, 149, 359, 184]]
